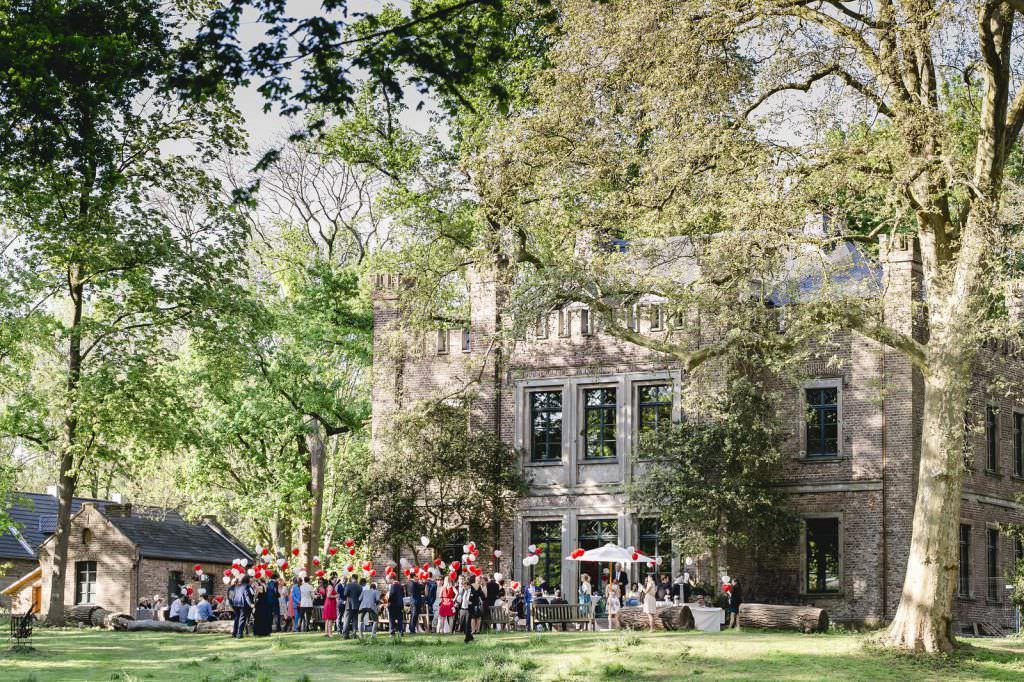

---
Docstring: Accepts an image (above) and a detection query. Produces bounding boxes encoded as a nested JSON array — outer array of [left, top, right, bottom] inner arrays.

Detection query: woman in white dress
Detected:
[[605, 579, 621, 630], [578, 573, 593, 629], [641, 575, 658, 631]]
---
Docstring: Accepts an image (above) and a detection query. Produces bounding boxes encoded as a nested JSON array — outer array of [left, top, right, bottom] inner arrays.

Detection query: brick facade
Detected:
[[31, 504, 242, 619], [371, 239, 1024, 631]]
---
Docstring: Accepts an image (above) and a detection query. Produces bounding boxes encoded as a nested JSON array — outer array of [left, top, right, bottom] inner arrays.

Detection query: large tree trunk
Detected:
[[738, 604, 828, 633], [308, 423, 325, 560], [618, 605, 694, 631], [300, 421, 326, 569], [883, 318, 972, 652], [44, 276, 84, 626]]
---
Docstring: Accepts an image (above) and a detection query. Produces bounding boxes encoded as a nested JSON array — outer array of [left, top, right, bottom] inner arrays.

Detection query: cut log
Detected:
[[194, 620, 234, 634], [618, 605, 694, 631], [99, 611, 132, 629], [737, 604, 828, 633], [66, 604, 102, 626], [121, 619, 194, 633]]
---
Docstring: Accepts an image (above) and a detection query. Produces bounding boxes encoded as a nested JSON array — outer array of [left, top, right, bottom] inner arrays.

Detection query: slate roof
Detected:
[[105, 515, 252, 564], [1, 492, 115, 560]]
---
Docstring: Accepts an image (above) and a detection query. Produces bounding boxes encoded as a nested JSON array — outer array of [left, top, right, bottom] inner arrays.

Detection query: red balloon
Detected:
[[328, 547, 338, 555], [193, 564, 202, 572], [535, 547, 543, 555], [631, 552, 639, 561], [370, 569, 377, 576], [292, 548, 300, 556], [403, 568, 411, 576], [451, 561, 460, 571], [316, 570, 325, 577], [223, 569, 231, 577], [349, 548, 356, 556], [344, 538, 354, 547], [281, 562, 289, 571], [261, 548, 269, 556], [723, 584, 732, 592], [347, 565, 354, 572], [433, 558, 442, 566]]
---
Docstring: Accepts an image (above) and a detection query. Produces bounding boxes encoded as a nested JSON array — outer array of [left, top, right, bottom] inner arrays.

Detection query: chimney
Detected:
[[105, 503, 133, 518], [879, 233, 924, 340]]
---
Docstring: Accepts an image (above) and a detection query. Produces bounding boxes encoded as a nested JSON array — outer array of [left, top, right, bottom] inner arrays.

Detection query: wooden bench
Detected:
[[531, 603, 594, 631], [481, 605, 514, 631]]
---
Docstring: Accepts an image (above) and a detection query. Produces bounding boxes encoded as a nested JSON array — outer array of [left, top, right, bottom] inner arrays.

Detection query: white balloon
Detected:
[[180, 587, 187, 595], [721, 574, 731, 584], [655, 557, 663, 565], [463, 544, 470, 553], [232, 568, 242, 577], [276, 558, 285, 567], [493, 549, 502, 558], [685, 557, 693, 566], [400, 558, 410, 568], [522, 557, 532, 567], [247, 568, 255, 577], [527, 544, 537, 554], [198, 588, 207, 596], [420, 536, 430, 547], [494, 573, 503, 582], [240, 559, 249, 567], [222, 577, 230, 585]]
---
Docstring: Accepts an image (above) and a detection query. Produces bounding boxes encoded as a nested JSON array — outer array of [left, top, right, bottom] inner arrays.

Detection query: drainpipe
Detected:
[[133, 547, 143, 618]]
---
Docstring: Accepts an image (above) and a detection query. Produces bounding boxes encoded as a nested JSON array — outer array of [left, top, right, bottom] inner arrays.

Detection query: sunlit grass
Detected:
[[0, 627, 1021, 681]]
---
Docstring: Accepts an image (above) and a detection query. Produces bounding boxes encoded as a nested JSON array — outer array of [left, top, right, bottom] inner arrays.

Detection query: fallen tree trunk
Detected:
[[121, 619, 194, 633], [738, 604, 828, 633], [66, 604, 102, 626], [194, 620, 234, 634], [618, 605, 694, 631]]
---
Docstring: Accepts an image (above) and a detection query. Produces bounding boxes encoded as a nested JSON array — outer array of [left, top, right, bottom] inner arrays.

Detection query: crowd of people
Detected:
[[154, 563, 743, 640]]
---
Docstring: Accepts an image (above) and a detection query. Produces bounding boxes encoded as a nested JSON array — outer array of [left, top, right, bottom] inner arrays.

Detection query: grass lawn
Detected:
[[1, 627, 1023, 682]]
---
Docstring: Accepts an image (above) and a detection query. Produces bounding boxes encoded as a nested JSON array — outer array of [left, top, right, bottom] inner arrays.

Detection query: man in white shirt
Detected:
[[168, 596, 181, 622], [299, 577, 314, 631]]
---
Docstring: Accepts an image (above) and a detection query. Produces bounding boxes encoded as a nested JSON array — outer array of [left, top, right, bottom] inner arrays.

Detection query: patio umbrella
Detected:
[[566, 543, 655, 592]]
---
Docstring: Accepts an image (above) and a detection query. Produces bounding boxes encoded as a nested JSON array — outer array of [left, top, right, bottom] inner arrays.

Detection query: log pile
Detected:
[[737, 604, 828, 633], [618, 605, 694, 631]]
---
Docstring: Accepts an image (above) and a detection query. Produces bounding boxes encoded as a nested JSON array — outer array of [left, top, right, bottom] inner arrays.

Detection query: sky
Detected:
[[234, 0, 437, 145]]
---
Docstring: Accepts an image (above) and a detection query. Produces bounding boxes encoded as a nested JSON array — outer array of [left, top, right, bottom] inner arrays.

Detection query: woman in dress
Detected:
[[641, 575, 658, 632], [436, 576, 456, 634], [322, 577, 339, 637], [470, 575, 485, 634], [578, 573, 593, 629], [252, 580, 273, 636], [606, 579, 621, 630]]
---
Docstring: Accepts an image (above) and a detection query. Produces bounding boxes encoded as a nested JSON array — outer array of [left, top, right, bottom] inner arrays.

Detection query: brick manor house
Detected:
[[371, 234, 1024, 632]]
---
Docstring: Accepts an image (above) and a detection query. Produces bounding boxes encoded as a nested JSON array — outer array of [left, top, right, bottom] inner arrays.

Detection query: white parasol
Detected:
[[565, 543, 654, 565]]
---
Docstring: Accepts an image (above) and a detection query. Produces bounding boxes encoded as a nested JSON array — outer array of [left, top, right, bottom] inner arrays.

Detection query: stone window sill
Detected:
[[581, 458, 619, 465], [794, 455, 846, 464], [984, 469, 1003, 479], [526, 461, 563, 468], [955, 594, 976, 602]]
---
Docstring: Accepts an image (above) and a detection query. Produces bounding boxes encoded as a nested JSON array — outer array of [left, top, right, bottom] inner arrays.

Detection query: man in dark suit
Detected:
[[408, 575, 425, 633], [342, 576, 362, 639], [615, 564, 629, 592], [485, 575, 500, 608], [425, 575, 438, 632], [387, 576, 405, 637]]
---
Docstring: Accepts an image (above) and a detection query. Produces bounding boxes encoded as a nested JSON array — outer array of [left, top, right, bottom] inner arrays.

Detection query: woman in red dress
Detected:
[[437, 576, 456, 634], [322, 578, 339, 637]]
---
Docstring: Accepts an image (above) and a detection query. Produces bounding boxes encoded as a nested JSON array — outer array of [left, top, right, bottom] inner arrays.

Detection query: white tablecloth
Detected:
[[689, 605, 724, 632]]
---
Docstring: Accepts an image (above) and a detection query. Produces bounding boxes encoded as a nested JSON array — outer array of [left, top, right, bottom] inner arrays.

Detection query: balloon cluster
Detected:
[[570, 548, 585, 559], [523, 543, 544, 566]]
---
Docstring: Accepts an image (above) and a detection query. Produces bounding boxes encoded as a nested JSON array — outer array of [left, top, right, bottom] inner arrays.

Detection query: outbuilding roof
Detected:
[[104, 513, 252, 564]]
